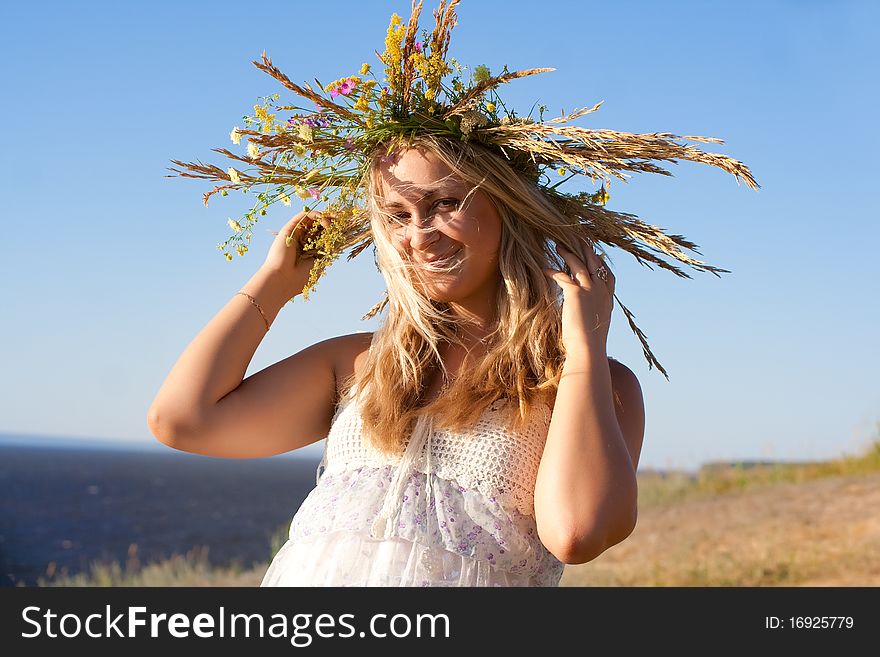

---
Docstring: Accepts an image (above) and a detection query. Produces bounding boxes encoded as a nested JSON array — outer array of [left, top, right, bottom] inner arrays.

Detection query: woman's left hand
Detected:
[[543, 236, 616, 359]]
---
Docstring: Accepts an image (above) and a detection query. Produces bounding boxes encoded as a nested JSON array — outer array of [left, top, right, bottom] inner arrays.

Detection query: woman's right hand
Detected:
[[261, 211, 332, 297]]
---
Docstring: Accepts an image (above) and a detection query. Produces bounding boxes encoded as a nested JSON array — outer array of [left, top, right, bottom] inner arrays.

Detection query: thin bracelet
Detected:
[[236, 291, 270, 332]]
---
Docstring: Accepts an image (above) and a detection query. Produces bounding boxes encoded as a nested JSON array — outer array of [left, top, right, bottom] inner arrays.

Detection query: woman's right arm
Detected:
[[146, 212, 339, 459]]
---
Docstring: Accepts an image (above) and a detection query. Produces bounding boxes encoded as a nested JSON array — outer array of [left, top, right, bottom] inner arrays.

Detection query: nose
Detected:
[[402, 213, 442, 251]]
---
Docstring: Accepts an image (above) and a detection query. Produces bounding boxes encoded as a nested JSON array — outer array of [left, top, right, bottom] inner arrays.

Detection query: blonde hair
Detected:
[[339, 132, 589, 457]]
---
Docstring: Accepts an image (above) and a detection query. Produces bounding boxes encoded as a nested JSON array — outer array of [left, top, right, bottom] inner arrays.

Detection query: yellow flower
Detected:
[[227, 218, 243, 232], [424, 88, 435, 100], [279, 192, 291, 206], [227, 167, 241, 184], [236, 245, 248, 257], [225, 253, 233, 261], [293, 144, 306, 157], [360, 62, 371, 75], [298, 123, 313, 142], [247, 141, 260, 159], [355, 95, 370, 111], [485, 102, 496, 112], [230, 127, 242, 144], [557, 167, 567, 176], [295, 186, 310, 200]]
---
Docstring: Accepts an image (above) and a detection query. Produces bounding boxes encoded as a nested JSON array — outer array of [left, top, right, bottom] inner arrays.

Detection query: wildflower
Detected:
[[425, 88, 435, 100], [307, 187, 321, 200], [247, 141, 260, 159], [414, 41, 423, 52], [279, 192, 291, 206], [230, 127, 242, 144], [338, 77, 357, 96], [485, 102, 496, 113], [225, 253, 233, 261], [227, 218, 243, 232], [227, 167, 241, 184], [592, 185, 610, 206], [360, 62, 371, 75], [236, 245, 248, 257], [473, 65, 491, 83], [299, 123, 313, 142], [295, 186, 311, 200], [558, 167, 567, 176], [355, 95, 370, 111]]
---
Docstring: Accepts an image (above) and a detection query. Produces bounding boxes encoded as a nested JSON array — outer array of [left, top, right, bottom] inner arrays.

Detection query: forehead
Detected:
[[376, 147, 464, 203]]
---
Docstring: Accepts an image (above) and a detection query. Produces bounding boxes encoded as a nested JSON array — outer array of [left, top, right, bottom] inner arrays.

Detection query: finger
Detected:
[[543, 267, 573, 287], [556, 242, 591, 287], [582, 237, 614, 286]]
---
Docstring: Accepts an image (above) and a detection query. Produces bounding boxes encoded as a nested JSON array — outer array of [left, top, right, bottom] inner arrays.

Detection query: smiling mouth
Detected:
[[419, 249, 461, 273]]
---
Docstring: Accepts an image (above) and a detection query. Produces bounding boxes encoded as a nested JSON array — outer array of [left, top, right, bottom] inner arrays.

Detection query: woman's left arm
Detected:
[[536, 238, 646, 565]]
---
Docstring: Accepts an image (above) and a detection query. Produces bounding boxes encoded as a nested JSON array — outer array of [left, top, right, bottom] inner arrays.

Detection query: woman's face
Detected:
[[375, 146, 503, 312]]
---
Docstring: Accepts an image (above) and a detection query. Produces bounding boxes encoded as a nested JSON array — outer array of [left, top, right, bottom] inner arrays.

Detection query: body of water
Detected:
[[0, 436, 322, 587]]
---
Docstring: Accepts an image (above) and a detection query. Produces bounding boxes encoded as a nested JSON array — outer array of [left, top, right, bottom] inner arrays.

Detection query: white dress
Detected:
[[260, 379, 565, 587]]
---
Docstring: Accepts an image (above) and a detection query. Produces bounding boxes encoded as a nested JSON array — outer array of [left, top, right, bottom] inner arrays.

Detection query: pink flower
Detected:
[[307, 187, 321, 200], [414, 41, 423, 52], [338, 78, 356, 96]]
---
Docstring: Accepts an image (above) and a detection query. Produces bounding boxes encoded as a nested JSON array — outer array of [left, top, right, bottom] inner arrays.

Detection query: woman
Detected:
[[148, 131, 645, 586]]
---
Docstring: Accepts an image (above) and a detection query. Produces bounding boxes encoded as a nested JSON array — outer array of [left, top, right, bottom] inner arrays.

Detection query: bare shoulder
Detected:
[[607, 357, 645, 469], [331, 331, 375, 402], [607, 357, 642, 403]]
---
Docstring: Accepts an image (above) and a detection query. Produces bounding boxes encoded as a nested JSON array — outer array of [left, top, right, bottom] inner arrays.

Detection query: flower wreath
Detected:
[[167, 0, 759, 378]]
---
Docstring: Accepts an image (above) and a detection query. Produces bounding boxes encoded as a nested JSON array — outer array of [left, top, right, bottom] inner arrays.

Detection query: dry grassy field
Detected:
[[35, 440, 880, 587]]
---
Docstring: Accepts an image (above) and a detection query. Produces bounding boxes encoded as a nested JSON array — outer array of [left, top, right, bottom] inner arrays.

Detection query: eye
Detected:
[[435, 198, 459, 210]]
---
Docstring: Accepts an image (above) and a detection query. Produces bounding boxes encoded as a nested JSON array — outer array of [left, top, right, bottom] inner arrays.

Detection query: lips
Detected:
[[418, 248, 461, 266]]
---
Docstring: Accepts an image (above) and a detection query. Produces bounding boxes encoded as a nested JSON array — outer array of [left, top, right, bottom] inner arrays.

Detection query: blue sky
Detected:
[[1, 0, 877, 471]]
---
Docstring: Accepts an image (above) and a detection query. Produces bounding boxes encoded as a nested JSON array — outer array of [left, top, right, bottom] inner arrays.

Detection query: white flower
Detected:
[[230, 127, 242, 144], [227, 218, 243, 232], [279, 192, 291, 206], [227, 167, 241, 184], [247, 141, 260, 159]]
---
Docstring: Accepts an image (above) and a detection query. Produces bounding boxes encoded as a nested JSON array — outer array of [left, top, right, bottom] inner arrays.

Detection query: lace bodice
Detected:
[[261, 378, 565, 587], [320, 383, 553, 519]]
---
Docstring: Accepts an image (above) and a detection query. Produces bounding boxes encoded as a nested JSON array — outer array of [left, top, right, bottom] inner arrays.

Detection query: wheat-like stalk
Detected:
[[443, 67, 555, 118]]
